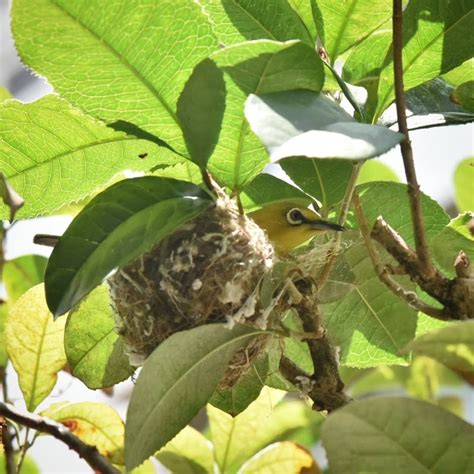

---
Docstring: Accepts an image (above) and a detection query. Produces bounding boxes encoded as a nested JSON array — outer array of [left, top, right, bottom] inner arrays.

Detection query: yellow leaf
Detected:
[[6, 284, 66, 411]]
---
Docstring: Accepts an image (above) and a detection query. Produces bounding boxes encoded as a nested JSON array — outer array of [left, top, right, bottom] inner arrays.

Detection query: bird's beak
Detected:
[[308, 220, 345, 232]]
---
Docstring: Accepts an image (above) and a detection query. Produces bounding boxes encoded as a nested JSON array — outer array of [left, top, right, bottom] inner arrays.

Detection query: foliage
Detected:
[[0, 1, 472, 473]]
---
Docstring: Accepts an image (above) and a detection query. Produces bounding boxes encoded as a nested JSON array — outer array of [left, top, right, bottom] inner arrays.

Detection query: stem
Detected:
[[392, 0, 434, 277], [16, 428, 30, 474], [1, 372, 16, 474], [353, 193, 448, 320], [0, 403, 120, 474], [318, 162, 361, 287]]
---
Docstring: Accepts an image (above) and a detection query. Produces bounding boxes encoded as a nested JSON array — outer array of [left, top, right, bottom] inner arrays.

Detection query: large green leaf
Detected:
[[323, 182, 449, 367], [209, 40, 324, 190], [5, 284, 66, 411], [442, 58, 474, 86], [375, 0, 474, 120], [64, 285, 134, 389], [0, 96, 180, 219], [45, 177, 213, 317], [313, 0, 392, 62], [454, 158, 474, 212], [12, 0, 218, 153], [322, 397, 474, 474], [3, 255, 47, 303], [240, 173, 314, 213], [245, 90, 402, 162], [125, 324, 264, 471], [41, 401, 125, 465], [176, 59, 226, 168], [280, 157, 353, 213], [200, 0, 313, 46], [432, 213, 474, 277], [155, 426, 214, 474], [405, 321, 474, 374]]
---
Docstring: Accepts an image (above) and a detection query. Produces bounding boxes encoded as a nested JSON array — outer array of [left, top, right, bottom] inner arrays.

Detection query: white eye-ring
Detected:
[[286, 208, 304, 225]]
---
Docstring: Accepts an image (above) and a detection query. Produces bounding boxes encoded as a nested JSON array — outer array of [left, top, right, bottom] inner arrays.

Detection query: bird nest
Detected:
[[108, 193, 275, 388]]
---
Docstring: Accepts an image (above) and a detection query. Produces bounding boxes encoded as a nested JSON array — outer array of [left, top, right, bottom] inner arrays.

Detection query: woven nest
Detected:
[[108, 194, 275, 388]]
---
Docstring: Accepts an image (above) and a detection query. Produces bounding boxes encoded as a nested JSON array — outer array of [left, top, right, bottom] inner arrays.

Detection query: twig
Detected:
[[0, 403, 121, 474], [1, 372, 16, 474], [318, 162, 361, 288], [16, 427, 30, 473], [353, 193, 448, 320], [392, 0, 434, 277]]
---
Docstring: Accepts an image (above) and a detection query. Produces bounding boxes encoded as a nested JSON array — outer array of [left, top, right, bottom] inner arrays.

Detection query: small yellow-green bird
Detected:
[[250, 201, 344, 255]]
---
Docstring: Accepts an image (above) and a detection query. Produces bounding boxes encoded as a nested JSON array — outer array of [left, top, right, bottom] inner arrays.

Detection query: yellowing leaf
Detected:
[[5, 284, 66, 411], [41, 401, 125, 465], [155, 426, 214, 474], [240, 441, 319, 474]]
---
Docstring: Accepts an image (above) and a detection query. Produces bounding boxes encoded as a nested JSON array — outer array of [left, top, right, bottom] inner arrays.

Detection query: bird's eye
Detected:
[[286, 208, 304, 225]]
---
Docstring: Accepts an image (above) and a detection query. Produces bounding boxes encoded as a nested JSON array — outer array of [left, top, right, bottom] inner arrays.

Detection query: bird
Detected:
[[249, 201, 344, 255]]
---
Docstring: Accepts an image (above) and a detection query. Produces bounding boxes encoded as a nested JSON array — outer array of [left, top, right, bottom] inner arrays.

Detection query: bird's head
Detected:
[[249, 201, 344, 255]]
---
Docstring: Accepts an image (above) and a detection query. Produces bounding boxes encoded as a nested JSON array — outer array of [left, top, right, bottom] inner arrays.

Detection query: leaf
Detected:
[[210, 40, 325, 190], [280, 157, 353, 213], [0, 96, 181, 219], [442, 58, 474, 87], [12, 0, 218, 154], [374, 0, 474, 120], [240, 441, 319, 474], [452, 81, 474, 112], [379, 78, 474, 130], [313, 0, 391, 62], [44, 176, 213, 316], [41, 401, 125, 465], [200, 0, 313, 46], [240, 173, 314, 213], [5, 284, 66, 411], [454, 158, 474, 212], [3, 255, 47, 303], [125, 324, 264, 471], [245, 91, 402, 162], [322, 397, 474, 474], [155, 426, 214, 474], [177, 59, 226, 168], [210, 355, 269, 416], [208, 387, 286, 473], [64, 285, 134, 389], [432, 213, 474, 277], [0, 173, 24, 221], [0, 87, 12, 103], [357, 161, 399, 185], [405, 321, 474, 374]]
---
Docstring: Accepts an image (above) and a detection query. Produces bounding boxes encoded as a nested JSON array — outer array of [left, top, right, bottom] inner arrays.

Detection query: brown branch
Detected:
[[371, 217, 473, 320], [0, 403, 121, 474], [280, 278, 351, 412], [392, 0, 435, 277], [318, 162, 362, 288], [353, 193, 449, 320], [1, 371, 15, 474]]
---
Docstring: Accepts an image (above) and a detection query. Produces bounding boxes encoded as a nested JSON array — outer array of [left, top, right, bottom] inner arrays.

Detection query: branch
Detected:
[[0, 371, 15, 474], [371, 217, 473, 319], [353, 193, 449, 320], [0, 403, 121, 474], [318, 162, 361, 288], [392, 0, 435, 276]]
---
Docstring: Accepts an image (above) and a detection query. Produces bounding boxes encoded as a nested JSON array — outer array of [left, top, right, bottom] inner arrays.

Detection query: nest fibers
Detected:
[[108, 194, 276, 387]]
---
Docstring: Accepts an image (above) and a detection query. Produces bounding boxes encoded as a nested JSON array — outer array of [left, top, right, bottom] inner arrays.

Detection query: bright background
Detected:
[[1, 0, 473, 472]]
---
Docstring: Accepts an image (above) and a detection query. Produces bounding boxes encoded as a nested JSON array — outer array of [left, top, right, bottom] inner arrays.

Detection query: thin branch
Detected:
[[392, 0, 434, 276], [1, 372, 16, 474], [0, 403, 121, 474], [353, 193, 448, 320], [16, 427, 30, 474], [318, 161, 362, 288]]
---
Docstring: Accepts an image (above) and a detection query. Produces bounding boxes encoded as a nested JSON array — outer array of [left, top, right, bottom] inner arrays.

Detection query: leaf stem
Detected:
[[392, 0, 434, 277], [318, 161, 361, 288], [0, 403, 121, 474]]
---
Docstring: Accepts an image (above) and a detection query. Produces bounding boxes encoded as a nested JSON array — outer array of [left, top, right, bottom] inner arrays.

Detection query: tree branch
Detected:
[[353, 193, 449, 320], [0, 403, 121, 474], [392, 0, 435, 277], [1, 370, 16, 474]]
